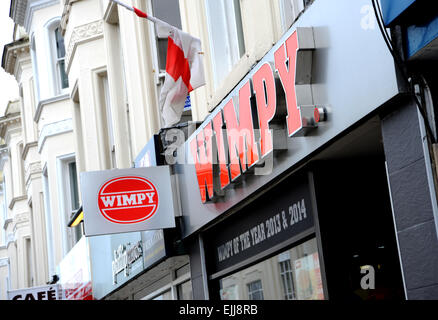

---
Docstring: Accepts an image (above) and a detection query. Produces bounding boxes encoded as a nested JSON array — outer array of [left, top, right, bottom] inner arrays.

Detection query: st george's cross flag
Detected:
[[110, 0, 205, 127]]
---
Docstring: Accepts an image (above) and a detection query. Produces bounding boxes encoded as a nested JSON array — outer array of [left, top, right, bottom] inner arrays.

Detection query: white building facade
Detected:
[[1, 0, 82, 298]]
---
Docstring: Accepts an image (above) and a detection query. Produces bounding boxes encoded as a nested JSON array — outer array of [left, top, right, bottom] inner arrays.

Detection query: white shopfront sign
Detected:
[[7, 284, 62, 300]]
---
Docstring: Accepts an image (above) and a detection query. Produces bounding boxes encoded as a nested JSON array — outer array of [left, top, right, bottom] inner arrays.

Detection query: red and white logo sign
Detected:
[[98, 176, 159, 224]]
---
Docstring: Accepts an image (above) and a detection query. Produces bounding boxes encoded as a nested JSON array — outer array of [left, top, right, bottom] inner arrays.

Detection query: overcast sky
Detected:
[[0, 1, 19, 116]]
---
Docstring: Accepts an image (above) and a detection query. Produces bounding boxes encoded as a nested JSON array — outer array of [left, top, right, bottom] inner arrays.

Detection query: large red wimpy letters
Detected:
[[253, 62, 277, 158], [274, 31, 302, 137], [191, 29, 314, 203], [190, 122, 214, 203], [212, 111, 230, 190], [223, 81, 260, 181]]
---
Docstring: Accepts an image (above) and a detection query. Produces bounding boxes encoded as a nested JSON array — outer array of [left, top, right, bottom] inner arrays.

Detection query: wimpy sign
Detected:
[[189, 28, 326, 203]]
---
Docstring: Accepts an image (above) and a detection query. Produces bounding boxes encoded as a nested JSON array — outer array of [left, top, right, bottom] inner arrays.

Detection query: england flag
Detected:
[[111, 0, 205, 127]]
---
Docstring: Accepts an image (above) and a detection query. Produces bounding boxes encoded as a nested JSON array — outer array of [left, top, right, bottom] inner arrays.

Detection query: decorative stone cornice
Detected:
[[65, 19, 104, 73], [11, 0, 60, 32], [9, 0, 28, 26], [0, 112, 21, 141], [13, 212, 30, 227], [10, 1, 60, 30], [22, 141, 38, 160], [34, 93, 69, 123], [3, 218, 13, 231], [60, 0, 82, 36], [1, 38, 30, 78], [25, 161, 42, 187], [38, 118, 73, 153], [9, 195, 28, 210]]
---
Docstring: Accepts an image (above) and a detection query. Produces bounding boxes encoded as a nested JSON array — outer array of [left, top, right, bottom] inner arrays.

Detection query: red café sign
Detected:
[[98, 176, 159, 224], [190, 28, 325, 203]]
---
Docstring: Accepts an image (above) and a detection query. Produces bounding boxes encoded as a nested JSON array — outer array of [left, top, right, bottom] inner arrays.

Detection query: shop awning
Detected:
[[68, 206, 83, 227]]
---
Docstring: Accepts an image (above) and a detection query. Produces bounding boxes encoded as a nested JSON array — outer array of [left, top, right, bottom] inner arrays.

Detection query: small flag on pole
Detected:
[[111, 0, 205, 127]]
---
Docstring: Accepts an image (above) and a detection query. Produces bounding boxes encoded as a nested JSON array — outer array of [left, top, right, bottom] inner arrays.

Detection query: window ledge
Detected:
[[8, 195, 28, 210], [34, 93, 70, 123], [3, 218, 13, 230]]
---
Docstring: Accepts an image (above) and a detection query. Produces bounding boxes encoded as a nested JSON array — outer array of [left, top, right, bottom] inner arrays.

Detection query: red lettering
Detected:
[[274, 31, 302, 136], [190, 123, 214, 203], [223, 81, 259, 181], [212, 111, 230, 190], [253, 62, 277, 158]]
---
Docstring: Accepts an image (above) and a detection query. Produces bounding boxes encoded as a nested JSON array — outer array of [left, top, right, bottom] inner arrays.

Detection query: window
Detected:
[[67, 161, 82, 244], [205, 0, 245, 87], [42, 168, 56, 277], [58, 157, 82, 252], [18, 143, 26, 195], [25, 238, 34, 287], [46, 20, 69, 95], [101, 76, 116, 168], [279, 0, 305, 33], [139, 265, 191, 300], [68, 162, 80, 212], [279, 253, 296, 300], [177, 280, 193, 300], [54, 27, 69, 90], [281, 0, 306, 30], [247, 280, 264, 300], [152, 290, 172, 300], [219, 238, 324, 300], [71, 86, 86, 173], [150, 0, 182, 74]]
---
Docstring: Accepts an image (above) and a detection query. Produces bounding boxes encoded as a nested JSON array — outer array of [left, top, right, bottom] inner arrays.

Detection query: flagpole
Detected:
[[110, 0, 164, 25], [110, 0, 133, 12], [109, 0, 204, 54]]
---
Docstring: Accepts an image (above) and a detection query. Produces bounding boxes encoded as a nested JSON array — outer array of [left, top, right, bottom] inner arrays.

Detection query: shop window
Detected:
[[219, 238, 324, 300], [176, 280, 193, 300], [247, 280, 264, 300], [278, 252, 296, 300], [279, 0, 305, 32], [152, 289, 172, 300], [205, 0, 245, 88]]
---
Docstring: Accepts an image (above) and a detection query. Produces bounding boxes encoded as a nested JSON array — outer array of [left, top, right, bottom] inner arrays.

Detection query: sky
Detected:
[[0, 0, 19, 116]]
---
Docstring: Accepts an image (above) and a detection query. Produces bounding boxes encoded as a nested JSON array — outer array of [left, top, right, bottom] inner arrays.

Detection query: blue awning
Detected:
[[380, 0, 416, 27]]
